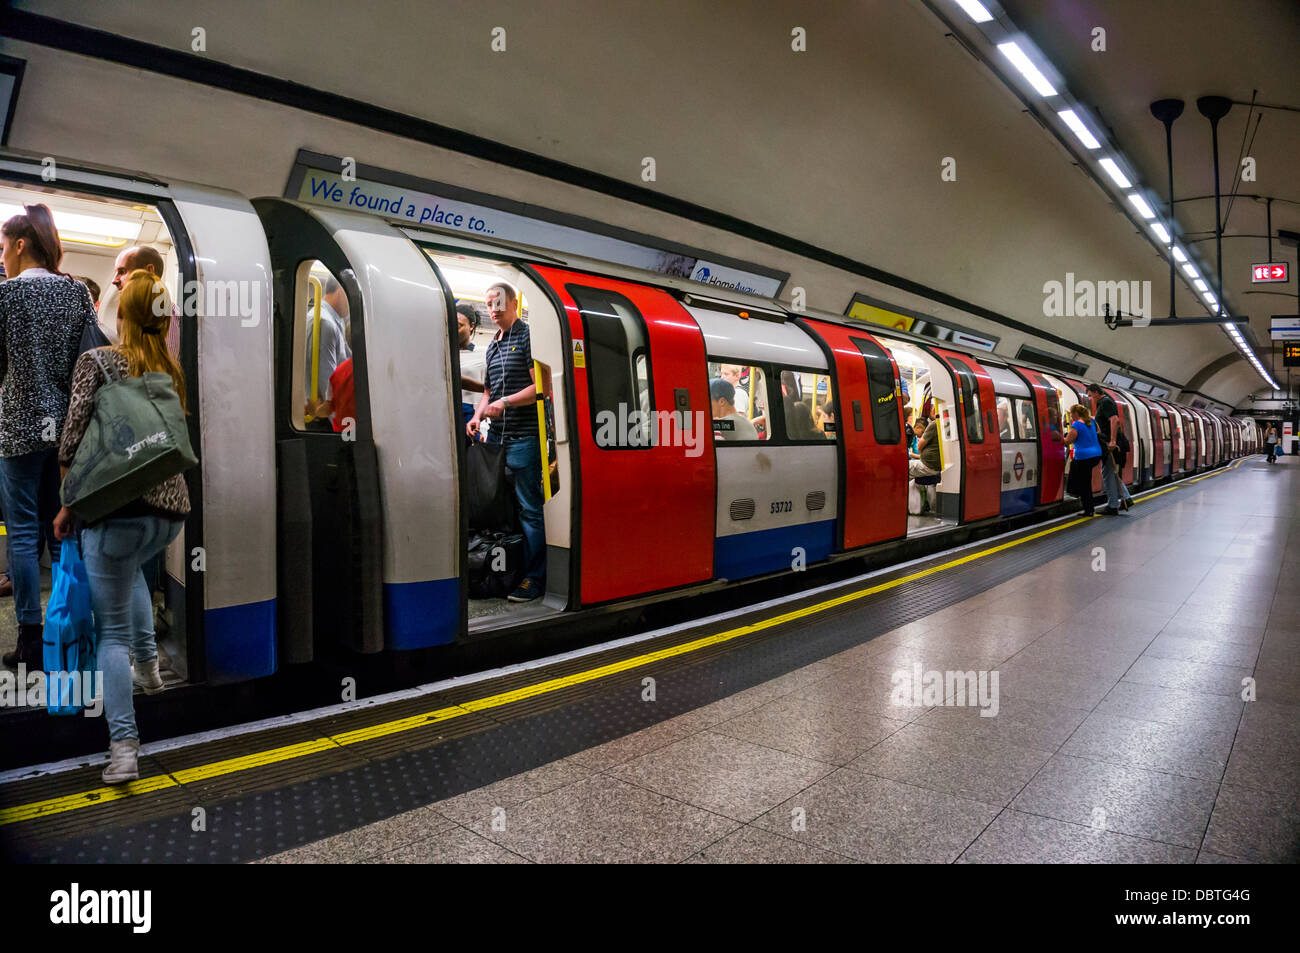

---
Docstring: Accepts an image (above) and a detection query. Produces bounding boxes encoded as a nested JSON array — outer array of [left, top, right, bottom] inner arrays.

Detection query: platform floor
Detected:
[[3, 455, 1296, 863]]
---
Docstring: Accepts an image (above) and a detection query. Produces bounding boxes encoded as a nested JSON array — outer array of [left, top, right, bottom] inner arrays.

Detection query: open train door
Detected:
[[1063, 377, 1105, 496], [799, 318, 907, 548], [1157, 400, 1186, 472], [529, 266, 714, 605], [930, 348, 1000, 522], [1013, 368, 1066, 504], [1101, 387, 1138, 486]]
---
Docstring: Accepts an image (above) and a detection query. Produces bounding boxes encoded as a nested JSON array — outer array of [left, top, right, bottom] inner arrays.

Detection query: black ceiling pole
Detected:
[[1266, 197, 1273, 262], [1197, 96, 1233, 309], [1151, 99, 1184, 319]]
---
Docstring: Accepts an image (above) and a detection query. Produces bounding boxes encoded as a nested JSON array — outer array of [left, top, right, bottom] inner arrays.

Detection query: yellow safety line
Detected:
[[0, 457, 1250, 828]]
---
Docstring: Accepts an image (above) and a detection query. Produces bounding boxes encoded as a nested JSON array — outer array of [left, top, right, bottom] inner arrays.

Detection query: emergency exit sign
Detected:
[[1252, 263, 1288, 282]]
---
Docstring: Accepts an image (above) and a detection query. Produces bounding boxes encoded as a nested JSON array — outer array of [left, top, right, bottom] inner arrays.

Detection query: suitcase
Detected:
[[468, 532, 526, 599]]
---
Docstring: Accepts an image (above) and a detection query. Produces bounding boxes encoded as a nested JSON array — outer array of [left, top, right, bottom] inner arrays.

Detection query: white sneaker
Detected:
[[102, 739, 139, 784], [132, 657, 165, 694]]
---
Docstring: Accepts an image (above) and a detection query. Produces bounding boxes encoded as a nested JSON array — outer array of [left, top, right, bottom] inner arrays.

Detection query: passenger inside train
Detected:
[[0, 182, 189, 693]]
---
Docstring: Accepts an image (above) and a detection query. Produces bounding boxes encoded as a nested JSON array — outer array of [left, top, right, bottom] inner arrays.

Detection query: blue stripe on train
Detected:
[[1000, 486, 1036, 516], [715, 519, 836, 581], [205, 598, 277, 685], [384, 577, 459, 649]]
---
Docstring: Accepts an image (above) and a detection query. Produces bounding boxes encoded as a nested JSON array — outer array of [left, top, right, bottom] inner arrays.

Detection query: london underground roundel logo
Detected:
[[1014, 452, 1025, 480]]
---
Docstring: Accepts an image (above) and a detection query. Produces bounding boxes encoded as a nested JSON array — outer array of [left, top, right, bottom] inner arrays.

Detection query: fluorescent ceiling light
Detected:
[[954, 0, 994, 23], [1172, 246, 1187, 262], [997, 41, 1057, 96], [0, 203, 141, 242], [1181, 263, 1199, 278], [1193, 279, 1208, 292], [1128, 195, 1156, 219], [1098, 158, 1131, 188], [1150, 222, 1171, 243], [1058, 109, 1101, 149]]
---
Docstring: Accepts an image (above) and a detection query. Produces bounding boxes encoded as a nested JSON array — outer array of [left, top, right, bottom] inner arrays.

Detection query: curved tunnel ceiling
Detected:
[[9, 0, 1299, 406]]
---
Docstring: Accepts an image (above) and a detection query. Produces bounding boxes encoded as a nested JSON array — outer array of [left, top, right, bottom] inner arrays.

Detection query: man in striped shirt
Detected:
[[467, 282, 545, 602]]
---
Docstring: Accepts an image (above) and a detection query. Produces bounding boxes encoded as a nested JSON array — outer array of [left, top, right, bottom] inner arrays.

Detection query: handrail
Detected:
[[306, 274, 323, 422]]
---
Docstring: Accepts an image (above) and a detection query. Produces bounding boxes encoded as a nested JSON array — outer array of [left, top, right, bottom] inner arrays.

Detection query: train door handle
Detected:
[[852, 400, 864, 432], [674, 387, 691, 430]]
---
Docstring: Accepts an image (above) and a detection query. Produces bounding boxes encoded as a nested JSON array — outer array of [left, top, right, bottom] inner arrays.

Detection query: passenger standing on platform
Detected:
[[468, 282, 545, 603], [1265, 425, 1278, 464], [0, 205, 94, 669], [53, 270, 191, 783], [457, 301, 486, 438], [1064, 403, 1102, 517], [1087, 384, 1130, 514]]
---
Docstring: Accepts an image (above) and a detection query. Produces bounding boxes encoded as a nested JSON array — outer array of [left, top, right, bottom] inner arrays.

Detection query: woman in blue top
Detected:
[[1063, 403, 1102, 516]]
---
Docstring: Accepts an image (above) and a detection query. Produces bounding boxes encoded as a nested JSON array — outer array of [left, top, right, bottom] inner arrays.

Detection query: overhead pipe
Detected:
[[1196, 96, 1233, 310], [1150, 99, 1184, 319]]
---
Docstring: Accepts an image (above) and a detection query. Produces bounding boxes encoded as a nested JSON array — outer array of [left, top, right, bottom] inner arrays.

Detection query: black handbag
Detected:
[[466, 440, 515, 531]]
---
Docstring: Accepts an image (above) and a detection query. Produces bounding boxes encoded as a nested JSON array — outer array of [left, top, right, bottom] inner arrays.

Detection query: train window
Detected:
[[294, 261, 353, 433], [772, 366, 833, 442], [951, 363, 984, 443], [995, 396, 1014, 441], [707, 360, 767, 442], [567, 285, 654, 448], [1015, 399, 1037, 440], [850, 337, 901, 444]]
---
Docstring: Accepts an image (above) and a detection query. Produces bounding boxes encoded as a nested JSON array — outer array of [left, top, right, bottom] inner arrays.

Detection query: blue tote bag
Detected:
[[42, 539, 98, 716]]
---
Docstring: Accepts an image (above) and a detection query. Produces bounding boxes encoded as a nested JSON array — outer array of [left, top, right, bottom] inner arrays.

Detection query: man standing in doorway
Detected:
[[1088, 383, 1131, 515], [468, 282, 545, 603]]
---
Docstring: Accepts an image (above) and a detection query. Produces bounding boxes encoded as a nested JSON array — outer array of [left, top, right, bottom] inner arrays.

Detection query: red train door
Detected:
[[1136, 396, 1167, 478], [1014, 368, 1065, 503], [800, 318, 907, 548], [1179, 408, 1198, 469], [1063, 378, 1104, 495], [529, 265, 715, 605], [931, 348, 1000, 521], [1102, 388, 1137, 485]]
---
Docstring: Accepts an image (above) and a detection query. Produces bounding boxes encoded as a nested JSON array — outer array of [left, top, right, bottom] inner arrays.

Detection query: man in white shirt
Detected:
[[710, 378, 758, 441], [456, 302, 486, 435]]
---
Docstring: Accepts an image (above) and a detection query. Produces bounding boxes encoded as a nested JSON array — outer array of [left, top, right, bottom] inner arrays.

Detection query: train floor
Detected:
[[2, 454, 1296, 863]]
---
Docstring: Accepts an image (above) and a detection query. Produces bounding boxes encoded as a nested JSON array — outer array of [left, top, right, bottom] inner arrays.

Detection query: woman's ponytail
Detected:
[[1, 203, 66, 275]]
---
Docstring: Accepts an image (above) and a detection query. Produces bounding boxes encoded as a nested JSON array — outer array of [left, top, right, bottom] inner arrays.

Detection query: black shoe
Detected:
[[507, 579, 543, 603], [2, 623, 42, 669], [1098, 507, 1121, 516]]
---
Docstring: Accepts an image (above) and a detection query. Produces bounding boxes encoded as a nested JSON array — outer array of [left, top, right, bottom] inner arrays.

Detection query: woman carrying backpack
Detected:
[[0, 204, 95, 668], [53, 269, 191, 784]]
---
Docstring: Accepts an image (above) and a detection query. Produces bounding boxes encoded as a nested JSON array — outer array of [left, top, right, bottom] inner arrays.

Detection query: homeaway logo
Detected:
[[50, 884, 151, 933], [890, 663, 1000, 716], [1043, 273, 1151, 326], [0, 665, 103, 717], [689, 263, 760, 294]]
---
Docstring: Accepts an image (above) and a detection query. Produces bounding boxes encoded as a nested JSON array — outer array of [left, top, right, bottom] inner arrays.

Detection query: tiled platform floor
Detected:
[[262, 456, 1300, 863]]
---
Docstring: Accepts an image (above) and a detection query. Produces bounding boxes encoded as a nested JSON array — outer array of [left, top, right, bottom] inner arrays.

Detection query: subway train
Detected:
[[0, 153, 1260, 695]]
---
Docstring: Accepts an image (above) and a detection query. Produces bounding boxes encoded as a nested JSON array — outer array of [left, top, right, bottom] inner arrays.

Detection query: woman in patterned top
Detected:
[[0, 204, 95, 669], [53, 269, 190, 784]]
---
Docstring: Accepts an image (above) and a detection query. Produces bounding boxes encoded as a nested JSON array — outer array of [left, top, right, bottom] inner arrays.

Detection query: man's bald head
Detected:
[[113, 245, 166, 290]]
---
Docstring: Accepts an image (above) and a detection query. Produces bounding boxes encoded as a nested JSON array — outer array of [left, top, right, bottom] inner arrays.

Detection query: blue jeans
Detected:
[[0, 448, 63, 625], [488, 433, 546, 584], [82, 515, 183, 742], [1100, 450, 1132, 509]]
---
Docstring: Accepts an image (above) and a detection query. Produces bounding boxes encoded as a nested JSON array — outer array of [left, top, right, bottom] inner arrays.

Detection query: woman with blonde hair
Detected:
[[1062, 402, 1102, 517], [53, 269, 191, 783]]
